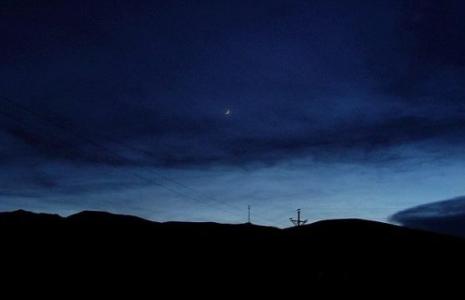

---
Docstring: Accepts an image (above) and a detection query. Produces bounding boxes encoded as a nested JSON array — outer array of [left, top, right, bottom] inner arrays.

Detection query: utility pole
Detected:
[[290, 209, 307, 227], [247, 205, 251, 224]]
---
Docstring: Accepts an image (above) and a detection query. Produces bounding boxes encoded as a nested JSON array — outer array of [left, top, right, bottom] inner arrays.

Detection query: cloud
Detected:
[[3, 104, 465, 169], [390, 196, 465, 238], [1, 0, 465, 200]]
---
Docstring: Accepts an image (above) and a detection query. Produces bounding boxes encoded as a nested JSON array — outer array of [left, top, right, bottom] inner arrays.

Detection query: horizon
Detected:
[[0, 207, 401, 230]]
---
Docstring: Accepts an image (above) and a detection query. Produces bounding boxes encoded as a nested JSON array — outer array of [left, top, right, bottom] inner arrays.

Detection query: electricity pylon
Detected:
[[247, 205, 251, 224], [290, 209, 307, 227]]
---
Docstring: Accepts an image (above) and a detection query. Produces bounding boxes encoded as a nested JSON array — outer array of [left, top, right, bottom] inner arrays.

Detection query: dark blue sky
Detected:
[[1, 0, 465, 226]]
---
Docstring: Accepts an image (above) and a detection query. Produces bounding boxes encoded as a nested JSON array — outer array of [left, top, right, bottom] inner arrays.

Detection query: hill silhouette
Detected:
[[1, 210, 464, 289]]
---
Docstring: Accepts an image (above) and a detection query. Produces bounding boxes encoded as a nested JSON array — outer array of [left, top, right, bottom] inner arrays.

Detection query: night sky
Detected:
[[2, 0, 465, 227]]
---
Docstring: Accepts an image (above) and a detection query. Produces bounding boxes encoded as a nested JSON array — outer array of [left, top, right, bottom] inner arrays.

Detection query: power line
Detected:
[[0, 96, 266, 222], [1, 95, 287, 225]]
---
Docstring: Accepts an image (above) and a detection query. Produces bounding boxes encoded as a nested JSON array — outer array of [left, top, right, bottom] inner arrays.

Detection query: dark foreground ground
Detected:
[[1, 210, 464, 292]]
